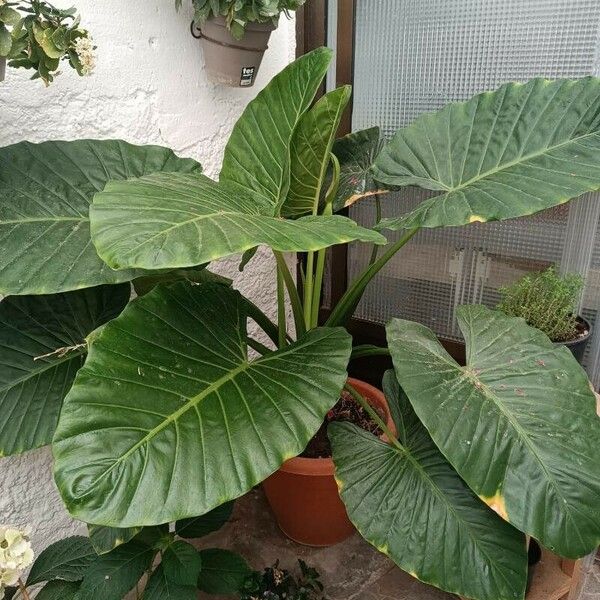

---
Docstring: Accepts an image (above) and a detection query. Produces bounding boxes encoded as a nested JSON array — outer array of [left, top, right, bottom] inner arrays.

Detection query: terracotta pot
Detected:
[[263, 378, 395, 547], [196, 16, 276, 87]]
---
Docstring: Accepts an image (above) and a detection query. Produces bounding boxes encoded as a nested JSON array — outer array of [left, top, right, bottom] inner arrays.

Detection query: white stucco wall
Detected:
[[0, 0, 295, 554]]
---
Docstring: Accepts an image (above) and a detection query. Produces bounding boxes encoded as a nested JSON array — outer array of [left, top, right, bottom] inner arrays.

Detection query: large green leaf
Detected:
[[387, 305, 600, 558], [27, 536, 96, 585], [281, 86, 352, 218], [89, 172, 385, 271], [53, 282, 352, 526], [0, 284, 129, 456], [220, 47, 333, 209], [76, 540, 155, 600], [373, 78, 600, 230], [330, 371, 526, 600], [143, 566, 197, 600], [197, 548, 251, 595], [332, 127, 387, 212], [0, 140, 201, 295], [87, 525, 142, 555]]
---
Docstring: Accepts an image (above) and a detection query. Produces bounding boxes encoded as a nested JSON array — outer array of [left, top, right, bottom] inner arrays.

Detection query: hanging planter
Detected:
[[192, 16, 276, 87], [178, 0, 306, 87]]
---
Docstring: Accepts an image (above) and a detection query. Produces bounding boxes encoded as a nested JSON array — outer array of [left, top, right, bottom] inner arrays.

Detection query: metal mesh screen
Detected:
[[346, 0, 600, 383]]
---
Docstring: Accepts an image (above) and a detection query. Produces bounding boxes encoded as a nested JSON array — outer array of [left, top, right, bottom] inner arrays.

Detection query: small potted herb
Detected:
[[497, 266, 591, 362], [0, 0, 94, 85], [176, 0, 306, 87]]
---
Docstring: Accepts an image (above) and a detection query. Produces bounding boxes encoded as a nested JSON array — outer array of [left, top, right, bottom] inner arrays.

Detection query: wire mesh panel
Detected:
[[347, 0, 600, 383]]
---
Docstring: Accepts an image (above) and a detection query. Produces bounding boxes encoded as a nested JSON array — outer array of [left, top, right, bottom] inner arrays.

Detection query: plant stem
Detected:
[[310, 248, 327, 328], [247, 337, 272, 356], [276, 265, 287, 348], [273, 250, 306, 338], [368, 196, 383, 266], [303, 251, 315, 330], [350, 344, 391, 360], [17, 579, 31, 600], [343, 382, 403, 452], [242, 297, 281, 347], [325, 228, 419, 328]]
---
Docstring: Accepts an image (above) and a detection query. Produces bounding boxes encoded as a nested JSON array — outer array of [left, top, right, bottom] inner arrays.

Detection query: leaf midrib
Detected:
[[448, 130, 599, 193], [343, 427, 520, 593]]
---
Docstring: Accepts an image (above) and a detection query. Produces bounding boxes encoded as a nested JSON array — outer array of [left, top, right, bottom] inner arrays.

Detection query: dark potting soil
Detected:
[[300, 390, 385, 459]]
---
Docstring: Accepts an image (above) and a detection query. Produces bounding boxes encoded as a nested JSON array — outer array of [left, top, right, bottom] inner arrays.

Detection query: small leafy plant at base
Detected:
[[0, 0, 93, 84], [497, 266, 585, 342], [241, 560, 327, 600], [1, 501, 254, 599], [175, 0, 306, 39]]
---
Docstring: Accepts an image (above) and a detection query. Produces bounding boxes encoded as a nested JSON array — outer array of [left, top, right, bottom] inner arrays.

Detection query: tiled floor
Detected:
[[197, 488, 454, 600], [195, 488, 600, 600]]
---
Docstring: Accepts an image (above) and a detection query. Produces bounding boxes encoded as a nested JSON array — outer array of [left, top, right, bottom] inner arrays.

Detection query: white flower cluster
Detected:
[[0, 527, 34, 599], [72, 35, 96, 76]]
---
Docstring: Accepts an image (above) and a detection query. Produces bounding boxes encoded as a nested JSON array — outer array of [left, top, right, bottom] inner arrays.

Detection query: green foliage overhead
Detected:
[[0, 0, 94, 84], [373, 78, 600, 231], [498, 266, 585, 341], [0, 139, 201, 295], [176, 0, 306, 39]]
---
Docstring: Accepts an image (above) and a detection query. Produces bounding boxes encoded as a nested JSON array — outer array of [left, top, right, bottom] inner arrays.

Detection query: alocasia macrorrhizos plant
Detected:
[[1, 47, 600, 600]]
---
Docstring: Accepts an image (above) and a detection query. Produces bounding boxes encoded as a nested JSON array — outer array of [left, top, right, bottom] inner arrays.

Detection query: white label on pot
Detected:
[[240, 67, 256, 86]]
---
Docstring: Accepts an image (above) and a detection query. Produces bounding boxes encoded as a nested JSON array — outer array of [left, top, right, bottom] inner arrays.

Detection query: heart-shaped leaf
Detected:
[[0, 140, 201, 295], [374, 78, 600, 230], [89, 172, 385, 271], [281, 86, 352, 218], [0, 284, 129, 456], [53, 282, 352, 526], [387, 306, 600, 558], [332, 127, 387, 211], [330, 371, 527, 600], [27, 536, 96, 585], [220, 47, 333, 209]]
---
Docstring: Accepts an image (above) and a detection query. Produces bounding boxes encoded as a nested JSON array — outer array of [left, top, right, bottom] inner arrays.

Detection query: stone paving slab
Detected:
[[196, 488, 454, 600]]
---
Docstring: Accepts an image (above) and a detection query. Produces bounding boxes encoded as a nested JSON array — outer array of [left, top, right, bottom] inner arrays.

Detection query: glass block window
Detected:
[[346, 0, 600, 384]]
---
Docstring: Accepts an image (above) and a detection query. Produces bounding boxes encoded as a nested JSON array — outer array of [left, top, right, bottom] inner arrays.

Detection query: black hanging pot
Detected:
[[193, 16, 277, 87], [557, 316, 592, 364]]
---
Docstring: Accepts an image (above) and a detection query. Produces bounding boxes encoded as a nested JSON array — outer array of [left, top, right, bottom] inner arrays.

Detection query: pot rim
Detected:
[[560, 315, 592, 347], [278, 377, 396, 476]]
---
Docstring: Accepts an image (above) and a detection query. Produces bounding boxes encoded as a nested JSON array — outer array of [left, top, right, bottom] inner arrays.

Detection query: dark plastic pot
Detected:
[[558, 316, 592, 364], [196, 16, 276, 87], [262, 378, 396, 547]]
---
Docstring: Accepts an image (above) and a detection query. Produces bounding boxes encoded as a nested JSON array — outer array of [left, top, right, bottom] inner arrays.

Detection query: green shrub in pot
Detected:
[[175, 0, 306, 39], [497, 266, 585, 341], [1, 48, 600, 600]]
